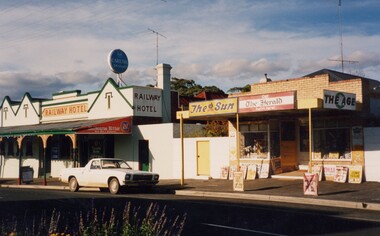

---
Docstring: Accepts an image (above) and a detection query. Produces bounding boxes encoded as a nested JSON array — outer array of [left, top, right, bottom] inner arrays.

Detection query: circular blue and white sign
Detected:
[[107, 49, 129, 74]]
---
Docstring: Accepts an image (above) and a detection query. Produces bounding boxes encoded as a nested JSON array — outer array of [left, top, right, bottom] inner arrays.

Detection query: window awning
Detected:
[[0, 117, 132, 137]]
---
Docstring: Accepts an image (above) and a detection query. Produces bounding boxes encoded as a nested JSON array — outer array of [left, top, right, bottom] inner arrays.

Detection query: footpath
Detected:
[[1, 177, 380, 211]]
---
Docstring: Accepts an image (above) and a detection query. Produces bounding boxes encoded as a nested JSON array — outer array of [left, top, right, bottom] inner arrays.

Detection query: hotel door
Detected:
[[197, 141, 210, 176], [139, 140, 149, 171], [280, 121, 297, 171]]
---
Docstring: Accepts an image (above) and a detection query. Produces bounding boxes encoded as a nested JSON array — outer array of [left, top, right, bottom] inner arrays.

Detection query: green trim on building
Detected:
[[87, 78, 133, 112], [41, 99, 88, 107]]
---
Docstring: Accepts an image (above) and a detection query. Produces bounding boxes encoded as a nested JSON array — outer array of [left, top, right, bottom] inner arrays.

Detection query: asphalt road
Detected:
[[0, 188, 380, 235]]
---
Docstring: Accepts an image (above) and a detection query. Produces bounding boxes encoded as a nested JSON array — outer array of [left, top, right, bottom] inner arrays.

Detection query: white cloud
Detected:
[[0, 0, 380, 97]]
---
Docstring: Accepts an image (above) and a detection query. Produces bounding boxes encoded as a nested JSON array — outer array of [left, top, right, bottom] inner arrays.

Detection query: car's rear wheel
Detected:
[[69, 177, 79, 192], [108, 178, 120, 194]]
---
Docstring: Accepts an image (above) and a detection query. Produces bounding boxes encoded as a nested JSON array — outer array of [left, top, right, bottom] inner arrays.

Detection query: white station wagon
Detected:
[[59, 158, 159, 194]]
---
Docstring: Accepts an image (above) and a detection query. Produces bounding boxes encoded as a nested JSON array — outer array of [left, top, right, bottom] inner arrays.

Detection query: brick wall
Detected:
[[244, 74, 364, 104]]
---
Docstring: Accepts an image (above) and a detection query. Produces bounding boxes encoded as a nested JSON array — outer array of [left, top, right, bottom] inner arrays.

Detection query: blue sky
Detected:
[[0, 0, 380, 99]]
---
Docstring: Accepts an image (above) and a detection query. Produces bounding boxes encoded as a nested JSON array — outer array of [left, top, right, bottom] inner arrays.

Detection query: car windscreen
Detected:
[[101, 160, 132, 169]]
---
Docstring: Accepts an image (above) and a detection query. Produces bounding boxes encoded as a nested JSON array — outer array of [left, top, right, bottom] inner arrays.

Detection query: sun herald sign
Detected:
[[239, 91, 296, 113], [189, 98, 237, 117], [323, 90, 356, 110]]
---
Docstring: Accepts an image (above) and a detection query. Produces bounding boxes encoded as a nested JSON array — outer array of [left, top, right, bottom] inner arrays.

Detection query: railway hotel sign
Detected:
[[323, 90, 356, 110], [43, 103, 88, 117], [133, 87, 162, 117]]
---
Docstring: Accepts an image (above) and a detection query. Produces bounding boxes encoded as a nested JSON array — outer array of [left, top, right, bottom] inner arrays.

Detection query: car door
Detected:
[[83, 160, 103, 187]]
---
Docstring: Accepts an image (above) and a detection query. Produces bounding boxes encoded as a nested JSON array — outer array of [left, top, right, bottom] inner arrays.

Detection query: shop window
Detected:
[[104, 135, 114, 158], [50, 135, 72, 159], [6, 138, 15, 156], [299, 126, 309, 152], [281, 121, 295, 141], [313, 128, 351, 159], [25, 137, 33, 156], [90, 139, 103, 158], [270, 131, 280, 158], [270, 120, 280, 158], [241, 132, 268, 158], [0, 141, 4, 155]]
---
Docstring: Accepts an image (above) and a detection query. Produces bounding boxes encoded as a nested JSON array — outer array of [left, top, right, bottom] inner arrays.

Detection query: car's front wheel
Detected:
[[108, 178, 120, 194], [69, 177, 79, 192]]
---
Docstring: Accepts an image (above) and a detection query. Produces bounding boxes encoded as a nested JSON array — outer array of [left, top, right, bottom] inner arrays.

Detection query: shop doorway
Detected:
[[138, 140, 149, 171], [280, 121, 297, 171], [197, 140, 210, 176]]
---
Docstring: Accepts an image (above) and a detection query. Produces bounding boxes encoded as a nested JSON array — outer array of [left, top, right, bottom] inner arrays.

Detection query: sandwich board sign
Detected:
[[233, 171, 244, 192], [303, 173, 318, 196]]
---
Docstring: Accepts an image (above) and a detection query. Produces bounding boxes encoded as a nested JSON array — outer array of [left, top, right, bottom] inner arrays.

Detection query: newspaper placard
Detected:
[[312, 165, 323, 181], [303, 173, 319, 196], [233, 171, 244, 191], [323, 165, 336, 181], [334, 166, 348, 183], [220, 166, 229, 179], [348, 165, 363, 184], [240, 165, 248, 180], [246, 164, 257, 180], [228, 165, 237, 180], [271, 158, 282, 175], [258, 163, 270, 179]]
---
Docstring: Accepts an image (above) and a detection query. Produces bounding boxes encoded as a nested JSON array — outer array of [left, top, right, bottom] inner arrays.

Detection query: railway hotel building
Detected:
[[0, 64, 175, 182]]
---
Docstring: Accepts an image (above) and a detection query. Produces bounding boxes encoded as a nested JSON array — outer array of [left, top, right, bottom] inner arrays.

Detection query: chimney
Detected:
[[155, 63, 172, 123]]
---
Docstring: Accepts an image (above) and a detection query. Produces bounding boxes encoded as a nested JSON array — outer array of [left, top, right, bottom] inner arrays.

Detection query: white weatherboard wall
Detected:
[[135, 123, 175, 179], [172, 137, 229, 179], [114, 123, 230, 179], [364, 127, 380, 182], [114, 123, 175, 179]]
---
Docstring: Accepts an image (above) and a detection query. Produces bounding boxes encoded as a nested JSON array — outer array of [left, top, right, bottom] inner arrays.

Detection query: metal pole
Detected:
[[180, 113, 185, 187], [308, 108, 313, 172], [236, 113, 240, 168]]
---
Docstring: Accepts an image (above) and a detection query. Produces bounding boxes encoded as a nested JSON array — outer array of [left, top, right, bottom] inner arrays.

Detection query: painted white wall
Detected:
[[172, 137, 230, 179], [88, 81, 133, 119], [113, 123, 230, 179], [135, 123, 175, 179], [364, 127, 380, 182], [21, 158, 39, 178], [1, 158, 19, 178], [51, 160, 74, 177]]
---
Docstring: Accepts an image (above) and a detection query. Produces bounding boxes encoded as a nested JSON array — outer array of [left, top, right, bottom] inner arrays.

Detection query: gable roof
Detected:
[[303, 69, 365, 82], [87, 78, 133, 112]]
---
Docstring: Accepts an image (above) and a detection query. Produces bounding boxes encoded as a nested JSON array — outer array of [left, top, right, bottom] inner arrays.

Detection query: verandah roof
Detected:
[[0, 117, 131, 137]]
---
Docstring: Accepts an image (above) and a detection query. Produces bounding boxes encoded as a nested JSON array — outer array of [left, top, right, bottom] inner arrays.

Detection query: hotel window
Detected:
[[25, 137, 33, 156]]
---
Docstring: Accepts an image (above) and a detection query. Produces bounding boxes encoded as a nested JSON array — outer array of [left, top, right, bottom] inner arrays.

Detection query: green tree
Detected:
[[205, 120, 228, 137], [171, 77, 225, 96], [227, 84, 251, 93]]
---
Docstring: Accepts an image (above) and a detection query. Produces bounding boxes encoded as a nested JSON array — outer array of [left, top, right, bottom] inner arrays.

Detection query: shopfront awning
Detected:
[[0, 117, 132, 137]]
